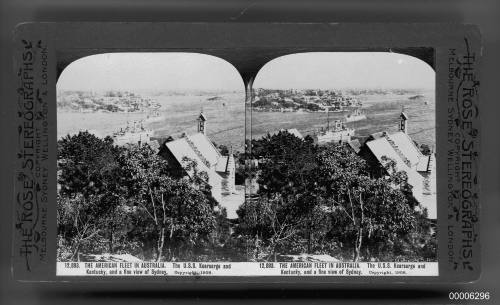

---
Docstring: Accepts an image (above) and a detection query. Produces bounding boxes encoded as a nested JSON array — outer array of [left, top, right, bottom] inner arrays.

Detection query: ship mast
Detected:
[[326, 108, 330, 131]]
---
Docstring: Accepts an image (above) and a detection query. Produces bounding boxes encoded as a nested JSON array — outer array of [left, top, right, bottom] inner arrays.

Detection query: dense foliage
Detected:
[[57, 130, 436, 262], [238, 131, 436, 262], [57, 132, 226, 261]]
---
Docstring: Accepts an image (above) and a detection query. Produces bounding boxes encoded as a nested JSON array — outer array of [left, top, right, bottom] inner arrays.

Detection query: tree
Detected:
[[420, 144, 431, 156], [325, 176, 417, 261], [218, 144, 229, 156], [58, 131, 122, 198], [119, 144, 219, 261], [244, 131, 327, 256], [57, 131, 125, 259], [254, 131, 317, 194], [242, 132, 429, 262], [379, 156, 420, 210], [236, 194, 303, 261], [253, 131, 322, 253], [305, 103, 321, 111], [315, 144, 419, 261]]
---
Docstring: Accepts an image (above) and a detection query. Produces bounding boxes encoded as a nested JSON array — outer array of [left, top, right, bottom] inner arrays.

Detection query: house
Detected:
[[354, 111, 436, 219], [159, 112, 236, 203]]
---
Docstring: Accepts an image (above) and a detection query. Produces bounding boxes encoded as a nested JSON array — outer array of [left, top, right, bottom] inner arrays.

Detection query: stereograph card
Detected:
[[11, 22, 480, 283]]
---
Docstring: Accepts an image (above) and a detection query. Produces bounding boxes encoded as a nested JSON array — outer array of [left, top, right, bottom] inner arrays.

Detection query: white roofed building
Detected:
[[159, 112, 236, 203], [356, 111, 436, 219]]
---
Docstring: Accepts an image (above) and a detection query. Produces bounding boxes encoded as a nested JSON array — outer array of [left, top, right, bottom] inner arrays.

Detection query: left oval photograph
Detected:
[[56, 52, 246, 263]]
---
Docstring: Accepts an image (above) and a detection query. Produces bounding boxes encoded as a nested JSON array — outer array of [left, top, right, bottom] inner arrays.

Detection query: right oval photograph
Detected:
[[246, 52, 436, 263]]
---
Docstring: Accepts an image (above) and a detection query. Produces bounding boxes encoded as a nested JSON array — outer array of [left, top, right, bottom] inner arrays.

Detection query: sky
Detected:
[[58, 52, 434, 92], [57, 53, 244, 92], [254, 52, 435, 90]]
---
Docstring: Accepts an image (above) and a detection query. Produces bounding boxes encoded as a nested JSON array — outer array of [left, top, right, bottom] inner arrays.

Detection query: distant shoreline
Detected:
[[58, 91, 434, 150]]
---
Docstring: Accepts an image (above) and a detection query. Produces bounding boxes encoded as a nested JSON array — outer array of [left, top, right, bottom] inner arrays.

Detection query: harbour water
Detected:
[[58, 90, 435, 151]]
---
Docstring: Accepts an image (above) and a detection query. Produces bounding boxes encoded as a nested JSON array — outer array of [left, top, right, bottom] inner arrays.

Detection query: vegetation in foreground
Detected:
[[57, 131, 436, 262]]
